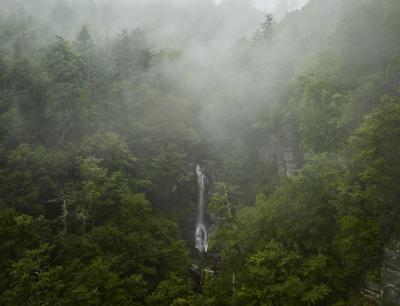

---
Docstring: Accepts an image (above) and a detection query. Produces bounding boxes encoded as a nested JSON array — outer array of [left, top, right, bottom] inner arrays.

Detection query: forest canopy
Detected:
[[0, 0, 399, 305]]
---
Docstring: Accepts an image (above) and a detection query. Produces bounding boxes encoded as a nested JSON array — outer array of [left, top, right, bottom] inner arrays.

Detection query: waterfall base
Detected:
[[195, 223, 208, 253]]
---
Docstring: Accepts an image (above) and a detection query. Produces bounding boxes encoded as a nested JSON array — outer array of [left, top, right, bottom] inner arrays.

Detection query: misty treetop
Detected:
[[0, 0, 399, 305]]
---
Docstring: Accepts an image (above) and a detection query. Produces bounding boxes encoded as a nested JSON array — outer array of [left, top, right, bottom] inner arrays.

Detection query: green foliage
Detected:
[[0, 0, 399, 304], [0, 144, 56, 214], [0, 210, 51, 293], [347, 96, 400, 237], [237, 241, 331, 306], [333, 215, 381, 278], [2, 243, 64, 306], [146, 274, 193, 306]]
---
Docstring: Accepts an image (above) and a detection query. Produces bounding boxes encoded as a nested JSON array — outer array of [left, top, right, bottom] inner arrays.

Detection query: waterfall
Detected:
[[195, 164, 208, 253]]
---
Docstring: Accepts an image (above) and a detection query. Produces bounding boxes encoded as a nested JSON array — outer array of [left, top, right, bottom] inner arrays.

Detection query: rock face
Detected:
[[381, 241, 400, 304], [364, 240, 400, 305]]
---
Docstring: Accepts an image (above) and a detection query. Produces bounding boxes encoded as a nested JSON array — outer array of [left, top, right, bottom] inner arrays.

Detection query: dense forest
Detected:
[[0, 0, 399, 305]]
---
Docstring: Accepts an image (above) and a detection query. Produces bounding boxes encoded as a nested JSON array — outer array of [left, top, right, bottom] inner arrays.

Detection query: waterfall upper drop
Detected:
[[195, 165, 208, 253]]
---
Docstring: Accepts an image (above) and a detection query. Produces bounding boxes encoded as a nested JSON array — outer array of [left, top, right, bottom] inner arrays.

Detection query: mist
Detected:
[[1, 0, 399, 304]]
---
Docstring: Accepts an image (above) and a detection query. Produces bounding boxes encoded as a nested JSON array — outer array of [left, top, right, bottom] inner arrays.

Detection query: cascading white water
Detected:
[[195, 164, 208, 253]]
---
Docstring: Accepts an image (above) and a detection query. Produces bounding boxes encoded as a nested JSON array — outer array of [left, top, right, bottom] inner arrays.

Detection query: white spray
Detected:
[[195, 164, 208, 253]]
